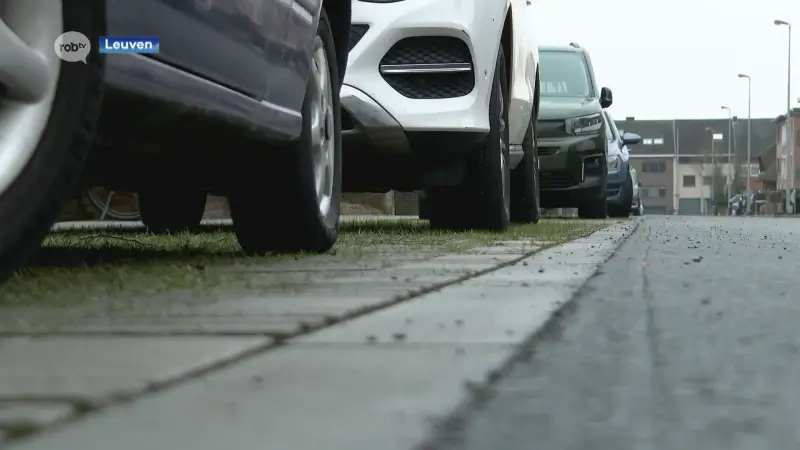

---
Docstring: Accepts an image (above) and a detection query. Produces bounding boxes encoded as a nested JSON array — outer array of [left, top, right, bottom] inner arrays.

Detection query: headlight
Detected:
[[607, 155, 621, 173], [566, 113, 603, 135]]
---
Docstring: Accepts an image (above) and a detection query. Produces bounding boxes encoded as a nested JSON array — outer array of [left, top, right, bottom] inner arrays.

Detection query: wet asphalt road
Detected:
[[431, 216, 800, 450]]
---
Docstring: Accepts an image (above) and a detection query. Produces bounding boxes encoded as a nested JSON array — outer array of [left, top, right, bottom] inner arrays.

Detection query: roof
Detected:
[[775, 107, 800, 123], [538, 44, 583, 53], [614, 117, 776, 159], [758, 143, 777, 171], [758, 163, 777, 182]]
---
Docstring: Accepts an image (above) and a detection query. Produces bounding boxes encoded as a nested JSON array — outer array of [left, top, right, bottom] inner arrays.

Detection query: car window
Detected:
[[539, 50, 592, 97]]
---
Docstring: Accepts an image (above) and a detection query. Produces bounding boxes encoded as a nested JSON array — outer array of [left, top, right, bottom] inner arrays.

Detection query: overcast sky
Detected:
[[532, 0, 798, 121]]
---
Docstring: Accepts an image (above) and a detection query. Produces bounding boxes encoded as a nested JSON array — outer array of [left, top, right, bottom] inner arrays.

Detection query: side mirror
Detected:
[[600, 87, 613, 108], [622, 132, 642, 146]]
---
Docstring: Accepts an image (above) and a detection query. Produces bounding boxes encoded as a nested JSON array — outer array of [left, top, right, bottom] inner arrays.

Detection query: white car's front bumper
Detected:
[[342, 0, 506, 154]]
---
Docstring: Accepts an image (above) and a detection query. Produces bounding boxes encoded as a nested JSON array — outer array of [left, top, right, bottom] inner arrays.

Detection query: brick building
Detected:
[[616, 116, 775, 215]]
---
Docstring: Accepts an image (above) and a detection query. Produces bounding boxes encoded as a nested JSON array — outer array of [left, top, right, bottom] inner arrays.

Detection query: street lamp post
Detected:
[[775, 19, 792, 214], [705, 126, 716, 215], [721, 105, 733, 200], [738, 73, 752, 214]]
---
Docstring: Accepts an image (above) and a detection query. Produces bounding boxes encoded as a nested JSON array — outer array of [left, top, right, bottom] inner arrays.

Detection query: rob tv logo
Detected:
[[99, 36, 160, 54]]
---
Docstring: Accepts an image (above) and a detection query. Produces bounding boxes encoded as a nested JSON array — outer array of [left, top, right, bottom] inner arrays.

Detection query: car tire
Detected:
[[138, 186, 207, 233], [510, 117, 541, 224], [427, 45, 510, 232], [417, 190, 430, 220], [608, 171, 633, 218], [228, 10, 341, 255], [0, 0, 104, 283], [577, 188, 607, 219]]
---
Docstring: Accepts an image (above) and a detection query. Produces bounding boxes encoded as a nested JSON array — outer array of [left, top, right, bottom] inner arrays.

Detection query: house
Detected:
[[771, 109, 800, 193], [617, 117, 775, 215]]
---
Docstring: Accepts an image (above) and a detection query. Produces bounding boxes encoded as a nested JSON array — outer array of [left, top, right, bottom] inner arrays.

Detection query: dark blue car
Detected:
[[0, 0, 351, 281], [601, 111, 641, 217]]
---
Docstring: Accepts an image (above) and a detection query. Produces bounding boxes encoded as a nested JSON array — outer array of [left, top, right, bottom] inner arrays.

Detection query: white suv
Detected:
[[341, 0, 541, 231]]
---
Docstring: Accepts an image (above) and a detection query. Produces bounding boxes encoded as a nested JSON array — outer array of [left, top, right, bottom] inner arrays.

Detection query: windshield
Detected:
[[539, 51, 592, 97]]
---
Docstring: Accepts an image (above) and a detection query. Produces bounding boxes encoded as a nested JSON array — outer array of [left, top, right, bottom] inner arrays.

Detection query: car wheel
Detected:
[[228, 9, 341, 254], [608, 171, 633, 218], [577, 188, 607, 219], [510, 116, 541, 224], [0, 0, 104, 282], [427, 45, 510, 231], [417, 190, 430, 220], [632, 198, 643, 216], [578, 196, 607, 219], [138, 186, 207, 233]]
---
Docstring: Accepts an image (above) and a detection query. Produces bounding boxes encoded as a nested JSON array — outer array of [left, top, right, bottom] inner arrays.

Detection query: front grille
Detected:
[[540, 171, 577, 189], [349, 24, 369, 51], [538, 146, 559, 157], [379, 37, 474, 99], [381, 36, 471, 65], [382, 72, 474, 99]]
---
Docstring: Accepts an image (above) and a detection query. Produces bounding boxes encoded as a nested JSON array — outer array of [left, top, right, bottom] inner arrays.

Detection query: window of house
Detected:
[[683, 175, 696, 187], [642, 161, 666, 173], [643, 138, 654, 145], [703, 176, 712, 186], [653, 138, 664, 145], [642, 185, 667, 198], [750, 164, 760, 177]]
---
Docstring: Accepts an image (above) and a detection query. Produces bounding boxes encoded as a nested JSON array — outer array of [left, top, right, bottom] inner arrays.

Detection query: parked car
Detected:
[[0, 0, 351, 282], [536, 43, 613, 219], [630, 167, 644, 216], [341, 0, 541, 231], [602, 110, 642, 217]]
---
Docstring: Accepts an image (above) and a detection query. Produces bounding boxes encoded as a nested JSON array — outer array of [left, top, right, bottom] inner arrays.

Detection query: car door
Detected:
[[106, 0, 293, 102], [265, 0, 321, 116]]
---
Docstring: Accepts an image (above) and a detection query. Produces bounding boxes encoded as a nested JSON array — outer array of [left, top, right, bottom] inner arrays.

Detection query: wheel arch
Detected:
[[322, 0, 351, 87]]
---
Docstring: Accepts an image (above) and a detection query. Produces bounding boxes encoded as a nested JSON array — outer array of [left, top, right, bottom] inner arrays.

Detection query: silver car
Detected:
[[630, 167, 644, 216]]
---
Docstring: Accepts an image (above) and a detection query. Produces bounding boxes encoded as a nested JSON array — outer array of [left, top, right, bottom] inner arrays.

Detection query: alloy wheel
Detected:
[[308, 35, 335, 218], [0, 0, 63, 198]]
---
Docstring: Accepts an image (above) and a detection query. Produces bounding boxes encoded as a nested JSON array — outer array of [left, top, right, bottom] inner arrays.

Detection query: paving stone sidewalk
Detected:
[[3, 221, 636, 448]]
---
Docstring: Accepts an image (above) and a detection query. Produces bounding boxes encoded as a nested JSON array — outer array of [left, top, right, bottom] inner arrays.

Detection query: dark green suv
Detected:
[[536, 44, 613, 218]]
